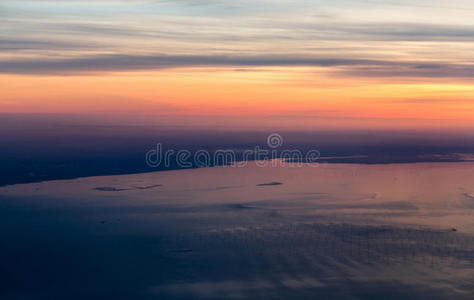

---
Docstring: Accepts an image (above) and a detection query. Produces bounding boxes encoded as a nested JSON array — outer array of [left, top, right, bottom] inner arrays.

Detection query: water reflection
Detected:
[[0, 162, 473, 299]]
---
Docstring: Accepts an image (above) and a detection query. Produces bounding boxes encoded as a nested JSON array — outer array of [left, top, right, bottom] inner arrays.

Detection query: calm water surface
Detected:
[[1, 162, 473, 299]]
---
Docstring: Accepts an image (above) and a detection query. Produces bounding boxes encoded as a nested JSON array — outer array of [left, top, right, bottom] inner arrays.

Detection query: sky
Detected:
[[1, 0, 474, 129]]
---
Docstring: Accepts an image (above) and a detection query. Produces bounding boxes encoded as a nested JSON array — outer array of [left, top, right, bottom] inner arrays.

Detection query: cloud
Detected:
[[2, 53, 474, 79], [310, 22, 474, 42], [336, 63, 474, 78], [2, 1, 474, 79], [0, 54, 381, 74], [0, 38, 95, 51]]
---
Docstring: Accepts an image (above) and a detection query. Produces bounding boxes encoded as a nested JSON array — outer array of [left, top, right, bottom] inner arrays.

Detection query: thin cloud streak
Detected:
[[2, 54, 474, 78]]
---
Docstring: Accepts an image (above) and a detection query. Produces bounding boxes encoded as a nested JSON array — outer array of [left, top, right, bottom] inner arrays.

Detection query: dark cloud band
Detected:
[[1, 54, 473, 78]]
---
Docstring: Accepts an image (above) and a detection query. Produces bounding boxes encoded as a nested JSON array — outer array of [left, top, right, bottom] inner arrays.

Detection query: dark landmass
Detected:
[[94, 187, 132, 192], [257, 182, 284, 186], [93, 184, 163, 192], [1, 114, 474, 187], [131, 184, 163, 190]]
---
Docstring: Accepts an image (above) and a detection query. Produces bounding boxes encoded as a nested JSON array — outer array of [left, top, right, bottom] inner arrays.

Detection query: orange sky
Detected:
[[1, 1, 474, 130], [2, 67, 474, 129]]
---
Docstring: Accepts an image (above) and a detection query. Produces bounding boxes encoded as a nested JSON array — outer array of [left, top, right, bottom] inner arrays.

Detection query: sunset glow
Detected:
[[1, 0, 474, 129]]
